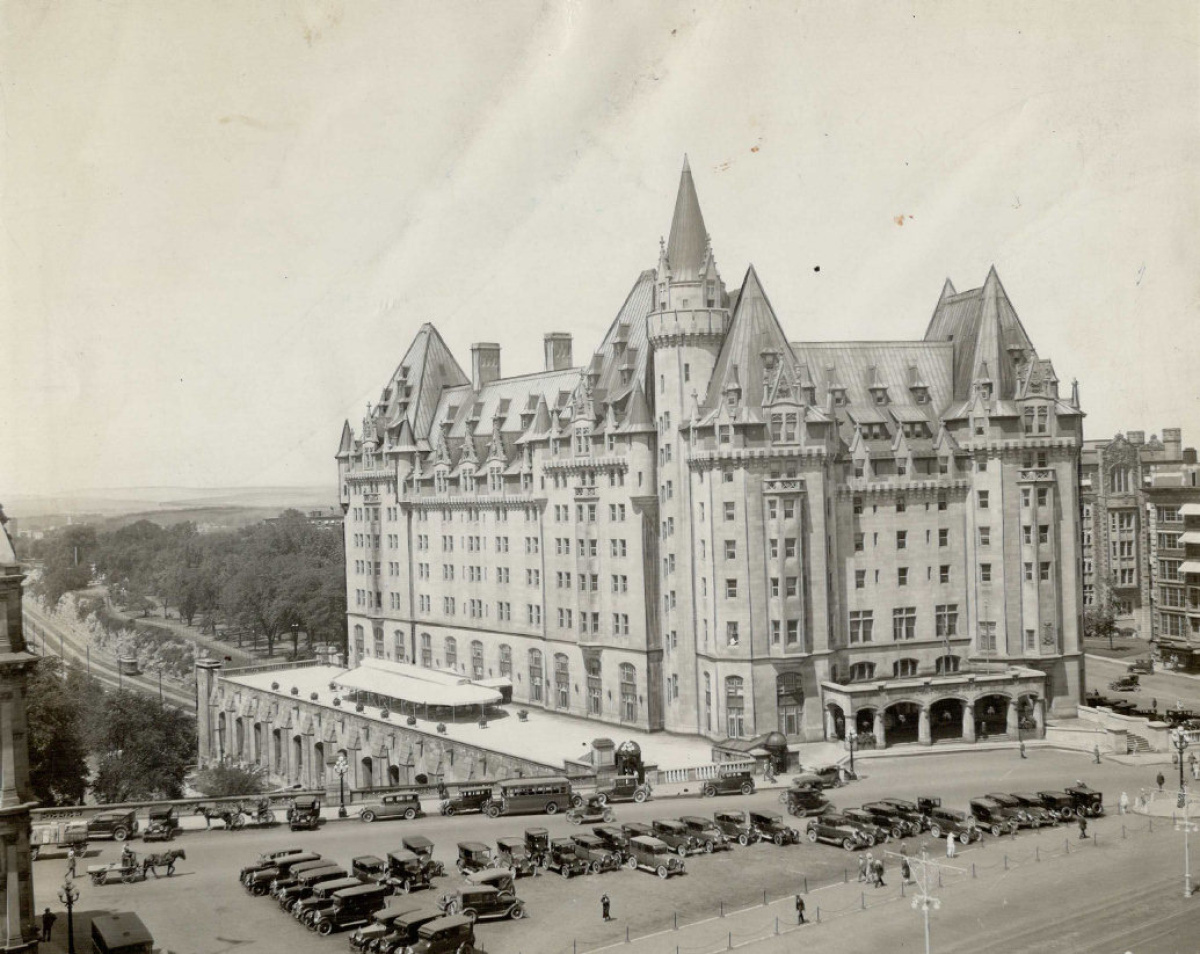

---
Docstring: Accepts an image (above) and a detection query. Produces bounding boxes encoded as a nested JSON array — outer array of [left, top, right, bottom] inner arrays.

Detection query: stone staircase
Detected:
[[1127, 733, 1152, 753]]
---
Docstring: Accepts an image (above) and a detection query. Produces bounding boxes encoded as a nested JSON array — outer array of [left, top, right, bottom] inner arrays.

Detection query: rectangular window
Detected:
[[786, 620, 800, 644], [724, 540, 737, 560], [939, 565, 950, 584], [1037, 487, 1048, 507], [935, 604, 959, 637], [938, 528, 949, 547], [979, 620, 997, 652], [978, 491, 989, 509], [785, 538, 797, 559], [1024, 562, 1033, 581], [897, 530, 907, 550], [849, 610, 874, 644], [1040, 562, 1051, 581], [898, 567, 909, 586], [854, 533, 864, 552], [979, 526, 990, 547], [725, 579, 738, 598], [1021, 488, 1031, 508], [855, 570, 866, 589], [980, 563, 992, 583], [724, 502, 736, 521], [786, 576, 798, 597], [726, 622, 739, 645], [892, 607, 917, 640]]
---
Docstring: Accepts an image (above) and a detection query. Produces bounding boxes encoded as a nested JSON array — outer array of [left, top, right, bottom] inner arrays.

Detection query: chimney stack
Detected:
[[1127, 430, 1145, 446], [1162, 427, 1183, 460], [544, 333, 573, 372], [471, 343, 501, 391]]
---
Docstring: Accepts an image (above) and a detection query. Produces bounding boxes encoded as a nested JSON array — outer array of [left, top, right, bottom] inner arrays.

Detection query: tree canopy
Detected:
[[25, 657, 90, 806], [90, 689, 196, 803]]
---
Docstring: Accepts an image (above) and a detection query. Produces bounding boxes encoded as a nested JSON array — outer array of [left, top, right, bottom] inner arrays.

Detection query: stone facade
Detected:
[[336, 159, 1085, 746]]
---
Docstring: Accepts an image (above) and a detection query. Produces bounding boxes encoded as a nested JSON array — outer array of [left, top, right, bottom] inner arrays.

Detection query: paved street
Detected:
[[31, 748, 1188, 954], [1085, 654, 1200, 715]]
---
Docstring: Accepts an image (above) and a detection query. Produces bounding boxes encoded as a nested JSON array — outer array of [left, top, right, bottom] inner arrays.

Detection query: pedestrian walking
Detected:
[[900, 855, 912, 884], [946, 833, 956, 858], [1078, 815, 1088, 840], [40, 908, 56, 942], [67, 846, 77, 878], [1157, 772, 1166, 792], [1019, 740, 1027, 759], [601, 894, 611, 921], [1192, 760, 1199, 782], [1118, 791, 1130, 815], [1151, 697, 1158, 713], [873, 858, 886, 888], [1093, 744, 1102, 764], [795, 894, 806, 924], [858, 854, 869, 882]]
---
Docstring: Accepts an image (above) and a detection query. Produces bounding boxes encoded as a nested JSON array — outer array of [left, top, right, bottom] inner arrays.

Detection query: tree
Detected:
[[1084, 579, 1122, 650], [194, 763, 268, 798], [24, 657, 89, 806], [34, 525, 97, 608], [90, 690, 196, 803]]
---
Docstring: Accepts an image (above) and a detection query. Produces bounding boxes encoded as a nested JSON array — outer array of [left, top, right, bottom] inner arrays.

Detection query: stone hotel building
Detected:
[[337, 159, 1084, 748]]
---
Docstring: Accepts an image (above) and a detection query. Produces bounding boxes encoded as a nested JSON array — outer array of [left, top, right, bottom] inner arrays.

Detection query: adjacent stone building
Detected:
[[336, 159, 1085, 748]]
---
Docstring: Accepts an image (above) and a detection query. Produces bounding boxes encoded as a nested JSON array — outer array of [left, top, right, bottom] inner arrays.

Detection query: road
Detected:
[[32, 748, 1184, 954], [1086, 654, 1200, 715]]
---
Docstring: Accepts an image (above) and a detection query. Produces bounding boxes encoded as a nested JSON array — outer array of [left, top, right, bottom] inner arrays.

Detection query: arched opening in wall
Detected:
[[361, 756, 375, 790], [554, 654, 570, 710], [826, 704, 846, 741], [853, 707, 875, 739], [388, 764, 401, 787], [292, 735, 304, 782], [234, 717, 245, 760], [885, 702, 921, 745], [313, 742, 325, 785], [528, 650, 544, 703], [217, 712, 227, 759], [776, 672, 804, 736], [620, 663, 638, 723], [935, 655, 961, 675], [272, 729, 284, 774], [414, 773, 429, 786], [725, 677, 746, 739], [253, 723, 263, 764], [353, 624, 365, 660], [586, 658, 602, 716], [930, 698, 964, 742], [976, 694, 1010, 737]]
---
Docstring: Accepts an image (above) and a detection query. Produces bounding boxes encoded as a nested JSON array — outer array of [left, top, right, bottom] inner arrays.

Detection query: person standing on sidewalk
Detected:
[[858, 854, 869, 882], [873, 858, 886, 888], [1119, 791, 1130, 815], [41, 909, 56, 942], [67, 846, 77, 878], [1078, 815, 1089, 840], [900, 854, 912, 884], [946, 833, 956, 858], [601, 894, 611, 921], [1157, 771, 1166, 792], [794, 894, 806, 924]]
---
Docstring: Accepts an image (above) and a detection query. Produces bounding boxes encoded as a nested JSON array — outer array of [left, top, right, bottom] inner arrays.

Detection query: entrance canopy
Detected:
[[333, 658, 502, 709]]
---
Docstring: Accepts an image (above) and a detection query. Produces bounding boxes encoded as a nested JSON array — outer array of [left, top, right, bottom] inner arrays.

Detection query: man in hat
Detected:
[[794, 894, 806, 924], [601, 893, 611, 921], [41, 908, 57, 942]]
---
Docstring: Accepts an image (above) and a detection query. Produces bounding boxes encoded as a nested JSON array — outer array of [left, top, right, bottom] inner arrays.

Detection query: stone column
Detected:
[[918, 705, 931, 745], [1007, 698, 1020, 736], [1032, 698, 1045, 736], [873, 710, 886, 749], [962, 703, 976, 743], [824, 708, 837, 740]]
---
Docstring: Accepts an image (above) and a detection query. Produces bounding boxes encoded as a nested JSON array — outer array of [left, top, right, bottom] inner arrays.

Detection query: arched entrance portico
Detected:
[[825, 703, 846, 741], [976, 694, 1011, 738], [885, 702, 922, 745], [388, 764, 401, 787], [361, 756, 375, 790], [930, 698, 964, 742], [313, 742, 325, 784]]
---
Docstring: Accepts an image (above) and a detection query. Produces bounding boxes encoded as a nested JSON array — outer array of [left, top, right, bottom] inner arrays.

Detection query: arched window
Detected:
[[725, 676, 745, 738], [776, 672, 804, 735], [529, 650, 544, 702], [420, 632, 432, 667], [554, 654, 570, 709], [445, 637, 458, 670], [471, 640, 484, 680], [499, 644, 512, 678], [893, 658, 919, 678], [373, 625, 384, 658], [353, 624, 365, 659], [586, 658, 602, 716], [1111, 467, 1132, 494], [619, 663, 637, 722], [394, 630, 406, 662], [848, 662, 876, 682], [313, 742, 325, 784], [935, 655, 961, 674]]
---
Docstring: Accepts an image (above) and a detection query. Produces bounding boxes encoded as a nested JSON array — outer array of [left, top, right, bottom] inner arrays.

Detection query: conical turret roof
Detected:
[[336, 420, 355, 458], [665, 155, 709, 282]]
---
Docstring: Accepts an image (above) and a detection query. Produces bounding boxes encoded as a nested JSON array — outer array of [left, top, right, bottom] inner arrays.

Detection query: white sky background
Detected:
[[2, 1, 1198, 496]]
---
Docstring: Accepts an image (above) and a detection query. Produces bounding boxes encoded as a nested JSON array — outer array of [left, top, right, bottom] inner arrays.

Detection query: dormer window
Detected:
[[871, 387, 889, 406], [434, 471, 449, 495], [620, 369, 632, 386], [725, 391, 737, 410], [980, 382, 993, 400], [802, 386, 816, 404], [769, 412, 799, 444], [718, 425, 733, 445], [574, 426, 590, 456], [831, 389, 847, 407], [912, 387, 929, 405]]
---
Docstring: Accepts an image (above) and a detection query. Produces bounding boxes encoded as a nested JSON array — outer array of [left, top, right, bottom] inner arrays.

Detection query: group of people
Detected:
[[857, 851, 888, 887]]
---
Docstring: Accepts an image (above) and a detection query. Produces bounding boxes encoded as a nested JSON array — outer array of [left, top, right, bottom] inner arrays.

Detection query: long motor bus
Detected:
[[484, 777, 573, 817]]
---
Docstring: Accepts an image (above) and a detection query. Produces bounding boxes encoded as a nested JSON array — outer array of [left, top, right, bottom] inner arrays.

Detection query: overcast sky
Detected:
[[3, 1, 1197, 497]]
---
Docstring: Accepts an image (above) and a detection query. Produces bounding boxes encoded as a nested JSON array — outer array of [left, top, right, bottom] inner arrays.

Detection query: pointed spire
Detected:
[[617, 380, 655, 434], [1070, 378, 1080, 410], [940, 278, 957, 300], [336, 420, 354, 458], [665, 155, 709, 281]]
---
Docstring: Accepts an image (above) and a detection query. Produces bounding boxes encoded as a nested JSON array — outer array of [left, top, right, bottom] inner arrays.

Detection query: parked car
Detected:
[[985, 793, 1051, 828], [624, 836, 686, 879], [440, 783, 494, 817], [839, 809, 893, 844], [925, 806, 982, 844], [272, 858, 341, 899], [806, 765, 851, 788], [352, 855, 388, 883], [523, 828, 551, 868], [620, 821, 656, 842], [384, 850, 436, 894], [748, 810, 802, 846], [30, 819, 88, 861], [968, 798, 1021, 837], [310, 883, 391, 935], [464, 868, 517, 898], [240, 847, 305, 886], [373, 906, 447, 954], [712, 810, 757, 846], [1007, 793, 1060, 826], [781, 787, 829, 818], [244, 852, 321, 896], [294, 877, 364, 925], [402, 835, 446, 878], [878, 797, 935, 831], [278, 865, 348, 912], [289, 797, 322, 831], [591, 825, 633, 862], [1128, 658, 1154, 675], [436, 885, 526, 922], [360, 792, 424, 824], [347, 900, 428, 952], [806, 813, 873, 851], [860, 802, 921, 838], [455, 842, 495, 875], [495, 837, 537, 877], [1036, 791, 1076, 820], [570, 834, 624, 873], [649, 819, 700, 856], [701, 770, 755, 798], [87, 810, 139, 842], [592, 775, 653, 805], [402, 914, 480, 954], [142, 807, 179, 842], [543, 838, 589, 878], [1066, 783, 1105, 817], [678, 816, 732, 853]]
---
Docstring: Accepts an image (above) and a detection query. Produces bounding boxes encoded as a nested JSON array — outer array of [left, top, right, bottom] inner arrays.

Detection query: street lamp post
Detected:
[[1172, 729, 1194, 898], [847, 729, 858, 778], [334, 754, 349, 819], [58, 876, 80, 954], [910, 845, 941, 954]]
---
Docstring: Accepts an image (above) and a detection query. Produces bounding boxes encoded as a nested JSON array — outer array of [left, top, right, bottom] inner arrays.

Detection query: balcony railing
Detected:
[[763, 478, 806, 494], [1018, 468, 1056, 482]]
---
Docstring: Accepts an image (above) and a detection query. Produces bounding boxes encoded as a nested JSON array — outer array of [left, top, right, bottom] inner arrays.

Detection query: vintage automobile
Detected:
[[651, 819, 702, 856], [373, 906, 447, 954], [141, 807, 179, 843], [455, 842, 495, 875], [347, 900, 428, 952], [878, 797, 935, 832], [985, 793, 1051, 829], [244, 851, 321, 895], [1109, 674, 1139, 692], [968, 798, 1021, 837], [352, 855, 388, 883], [495, 837, 537, 877], [1007, 793, 1060, 825], [439, 783, 494, 817], [30, 819, 89, 861], [839, 809, 893, 844], [289, 797, 322, 831], [464, 868, 517, 897], [524, 828, 551, 868], [806, 765, 853, 788], [384, 849, 435, 894], [294, 877, 363, 924], [806, 813, 874, 851], [701, 770, 756, 798], [781, 787, 829, 818], [624, 835, 686, 879], [748, 810, 802, 846], [277, 864, 348, 912], [542, 838, 589, 878], [620, 821, 656, 844], [310, 883, 391, 935], [360, 792, 424, 824], [678, 816, 732, 852], [566, 794, 616, 825], [1066, 783, 1105, 817], [859, 802, 920, 839], [437, 885, 526, 922], [570, 834, 624, 873], [272, 858, 341, 899], [712, 810, 758, 846], [926, 806, 983, 843], [1128, 658, 1154, 675], [591, 825, 633, 862], [402, 835, 447, 878], [87, 810, 140, 842], [402, 915, 480, 954], [591, 774, 653, 805], [1035, 791, 1076, 820]]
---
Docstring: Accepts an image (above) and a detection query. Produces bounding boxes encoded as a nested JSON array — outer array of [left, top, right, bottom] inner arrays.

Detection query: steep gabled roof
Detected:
[[335, 420, 354, 459], [616, 380, 655, 434], [665, 156, 709, 282], [382, 323, 470, 440]]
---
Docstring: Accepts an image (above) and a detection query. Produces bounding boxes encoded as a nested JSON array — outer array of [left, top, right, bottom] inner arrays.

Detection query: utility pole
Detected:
[[1173, 729, 1194, 898]]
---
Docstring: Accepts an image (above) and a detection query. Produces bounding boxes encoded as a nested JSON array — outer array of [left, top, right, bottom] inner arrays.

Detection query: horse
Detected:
[[142, 849, 186, 878], [193, 804, 244, 830]]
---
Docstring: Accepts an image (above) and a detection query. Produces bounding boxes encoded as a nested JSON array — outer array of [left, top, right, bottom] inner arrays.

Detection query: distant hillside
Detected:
[[5, 486, 336, 523]]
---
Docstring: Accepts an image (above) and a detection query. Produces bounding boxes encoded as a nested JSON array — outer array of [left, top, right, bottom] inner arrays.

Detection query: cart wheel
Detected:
[[91, 874, 103, 886], [264, 810, 276, 825], [656, 865, 669, 879], [122, 870, 136, 884], [231, 814, 246, 830], [443, 805, 456, 817], [361, 810, 376, 824], [113, 828, 129, 842]]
